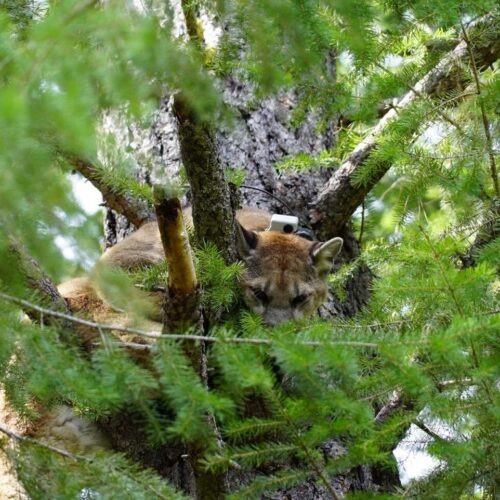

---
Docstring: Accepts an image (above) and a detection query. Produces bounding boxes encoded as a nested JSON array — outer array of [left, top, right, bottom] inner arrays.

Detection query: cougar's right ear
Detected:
[[236, 222, 258, 259]]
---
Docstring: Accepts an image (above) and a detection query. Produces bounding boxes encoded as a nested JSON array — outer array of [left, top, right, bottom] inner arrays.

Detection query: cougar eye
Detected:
[[291, 294, 308, 308], [251, 287, 269, 305]]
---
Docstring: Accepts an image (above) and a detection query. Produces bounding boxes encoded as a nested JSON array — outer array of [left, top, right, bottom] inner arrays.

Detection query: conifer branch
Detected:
[[373, 61, 466, 135], [61, 152, 153, 228], [0, 423, 86, 461], [0, 424, 177, 499], [309, 13, 500, 239], [0, 292, 383, 348], [0, 291, 160, 339], [460, 21, 499, 197], [6, 240, 73, 331], [418, 226, 495, 405], [286, 421, 342, 499], [107, 338, 382, 349], [413, 420, 448, 443], [418, 226, 464, 317]]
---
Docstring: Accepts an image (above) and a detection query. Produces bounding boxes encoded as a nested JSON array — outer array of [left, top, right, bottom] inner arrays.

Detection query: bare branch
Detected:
[[153, 191, 202, 335], [413, 419, 448, 443], [310, 13, 500, 239], [153, 193, 197, 296], [0, 291, 160, 340]]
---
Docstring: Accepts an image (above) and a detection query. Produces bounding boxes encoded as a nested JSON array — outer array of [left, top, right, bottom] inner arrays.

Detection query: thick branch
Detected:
[[154, 191, 227, 499], [154, 194, 197, 295], [153, 192, 201, 334], [173, 95, 237, 263], [310, 13, 500, 239], [62, 152, 153, 228]]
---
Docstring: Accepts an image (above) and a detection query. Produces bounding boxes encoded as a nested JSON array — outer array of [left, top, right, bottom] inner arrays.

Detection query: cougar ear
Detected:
[[236, 222, 258, 259], [310, 237, 343, 280]]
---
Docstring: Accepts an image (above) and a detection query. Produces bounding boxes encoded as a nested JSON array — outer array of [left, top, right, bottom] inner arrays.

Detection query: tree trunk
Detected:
[[96, 78, 380, 497], [173, 95, 238, 263]]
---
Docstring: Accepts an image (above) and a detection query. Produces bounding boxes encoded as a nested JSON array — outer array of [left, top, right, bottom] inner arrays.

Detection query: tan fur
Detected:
[[99, 207, 272, 269], [0, 208, 341, 461], [61, 206, 341, 327], [238, 231, 342, 325], [57, 277, 161, 352], [29, 405, 110, 454]]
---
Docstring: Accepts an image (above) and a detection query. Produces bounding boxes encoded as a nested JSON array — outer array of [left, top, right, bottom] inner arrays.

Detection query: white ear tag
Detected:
[[268, 214, 299, 234]]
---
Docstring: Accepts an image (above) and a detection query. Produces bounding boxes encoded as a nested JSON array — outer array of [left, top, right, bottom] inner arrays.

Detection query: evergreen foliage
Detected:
[[0, 0, 498, 498]]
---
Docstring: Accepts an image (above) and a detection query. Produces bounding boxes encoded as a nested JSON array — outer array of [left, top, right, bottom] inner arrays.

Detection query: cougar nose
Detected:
[[263, 308, 293, 326]]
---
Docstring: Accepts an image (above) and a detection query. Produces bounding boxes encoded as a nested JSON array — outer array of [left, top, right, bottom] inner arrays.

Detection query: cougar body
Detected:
[[88, 206, 342, 326], [11, 207, 342, 459]]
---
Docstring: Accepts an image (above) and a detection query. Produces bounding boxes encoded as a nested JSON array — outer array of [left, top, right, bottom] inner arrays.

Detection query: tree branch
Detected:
[[309, 13, 500, 239], [173, 95, 238, 263], [413, 419, 448, 443], [0, 292, 386, 348], [0, 423, 86, 462], [61, 152, 153, 228], [153, 192, 201, 333], [6, 240, 73, 332], [460, 20, 499, 197], [153, 190, 227, 499]]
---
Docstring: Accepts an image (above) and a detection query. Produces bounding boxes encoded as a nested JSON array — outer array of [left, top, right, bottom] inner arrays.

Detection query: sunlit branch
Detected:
[[310, 13, 499, 239]]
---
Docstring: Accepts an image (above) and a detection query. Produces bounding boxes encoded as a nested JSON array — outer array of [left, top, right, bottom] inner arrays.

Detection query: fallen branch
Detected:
[[309, 13, 500, 239]]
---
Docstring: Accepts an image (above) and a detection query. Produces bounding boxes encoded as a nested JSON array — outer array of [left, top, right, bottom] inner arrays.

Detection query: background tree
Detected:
[[0, 0, 498, 498]]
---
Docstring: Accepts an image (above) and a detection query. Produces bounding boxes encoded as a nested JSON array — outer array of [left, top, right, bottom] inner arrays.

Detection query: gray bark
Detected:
[[97, 82, 380, 498], [7, 241, 73, 332]]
